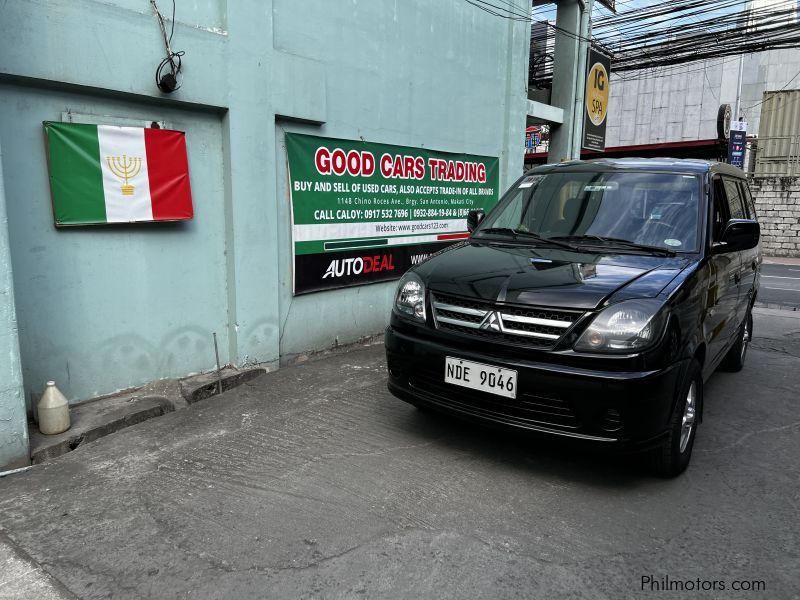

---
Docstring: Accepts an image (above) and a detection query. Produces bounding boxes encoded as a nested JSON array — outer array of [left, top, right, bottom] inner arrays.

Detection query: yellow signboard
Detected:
[[582, 49, 611, 151], [586, 62, 609, 127]]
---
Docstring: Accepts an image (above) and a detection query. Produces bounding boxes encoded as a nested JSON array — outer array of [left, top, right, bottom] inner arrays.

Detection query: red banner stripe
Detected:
[[144, 128, 193, 221], [437, 232, 471, 241]]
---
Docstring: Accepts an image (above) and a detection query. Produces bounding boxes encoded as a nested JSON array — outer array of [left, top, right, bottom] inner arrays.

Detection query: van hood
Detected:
[[416, 241, 693, 310]]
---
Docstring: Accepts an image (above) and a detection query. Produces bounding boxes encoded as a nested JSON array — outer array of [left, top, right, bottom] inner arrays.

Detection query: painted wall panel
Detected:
[[271, 0, 516, 164], [0, 0, 229, 110], [0, 85, 228, 403], [269, 0, 529, 358], [98, 0, 226, 31]]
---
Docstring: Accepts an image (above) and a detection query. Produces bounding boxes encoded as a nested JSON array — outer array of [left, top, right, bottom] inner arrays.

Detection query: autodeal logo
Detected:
[[322, 254, 395, 279]]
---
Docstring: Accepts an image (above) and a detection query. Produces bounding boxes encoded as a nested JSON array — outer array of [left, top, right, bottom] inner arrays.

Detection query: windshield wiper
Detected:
[[549, 234, 677, 257], [478, 228, 579, 251], [477, 227, 519, 237]]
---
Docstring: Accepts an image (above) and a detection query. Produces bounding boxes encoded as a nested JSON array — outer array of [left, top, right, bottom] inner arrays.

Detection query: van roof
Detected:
[[527, 157, 744, 177]]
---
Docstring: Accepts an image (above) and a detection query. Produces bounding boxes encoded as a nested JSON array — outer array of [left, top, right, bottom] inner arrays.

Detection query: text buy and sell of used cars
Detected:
[[386, 158, 761, 477]]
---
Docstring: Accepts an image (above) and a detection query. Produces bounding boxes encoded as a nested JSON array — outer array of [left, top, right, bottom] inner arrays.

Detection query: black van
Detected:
[[385, 158, 761, 476]]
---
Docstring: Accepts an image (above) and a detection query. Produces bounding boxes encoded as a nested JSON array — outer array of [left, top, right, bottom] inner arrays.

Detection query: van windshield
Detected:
[[475, 171, 703, 253]]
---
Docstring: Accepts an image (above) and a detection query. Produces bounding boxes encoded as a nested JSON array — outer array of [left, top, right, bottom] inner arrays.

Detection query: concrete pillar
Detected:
[[548, 0, 593, 163], [0, 140, 30, 470], [223, 3, 282, 370]]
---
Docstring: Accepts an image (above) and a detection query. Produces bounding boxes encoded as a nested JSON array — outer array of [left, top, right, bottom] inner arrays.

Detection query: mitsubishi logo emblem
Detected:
[[479, 311, 502, 332]]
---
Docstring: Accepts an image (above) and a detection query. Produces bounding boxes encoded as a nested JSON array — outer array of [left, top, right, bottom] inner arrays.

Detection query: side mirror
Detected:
[[712, 219, 760, 254], [466, 209, 485, 233]]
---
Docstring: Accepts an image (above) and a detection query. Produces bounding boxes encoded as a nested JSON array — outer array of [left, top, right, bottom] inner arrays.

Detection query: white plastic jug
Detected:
[[38, 381, 71, 435]]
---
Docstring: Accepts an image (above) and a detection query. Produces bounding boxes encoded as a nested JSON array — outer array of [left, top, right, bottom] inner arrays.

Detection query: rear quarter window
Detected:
[[739, 180, 757, 219], [722, 178, 746, 220]]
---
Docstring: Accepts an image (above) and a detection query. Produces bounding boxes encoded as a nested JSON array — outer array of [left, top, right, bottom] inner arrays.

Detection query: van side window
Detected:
[[739, 180, 756, 219], [722, 178, 746, 220], [712, 178, 730, 242]]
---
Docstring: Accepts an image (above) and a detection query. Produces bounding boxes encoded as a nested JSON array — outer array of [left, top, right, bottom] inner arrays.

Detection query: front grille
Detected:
[[431, 292, 583, 349], [408, 371, 580, 429]]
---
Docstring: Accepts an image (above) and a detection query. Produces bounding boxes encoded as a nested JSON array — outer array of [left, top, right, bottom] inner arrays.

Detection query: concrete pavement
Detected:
[[0, 313, 798, 599], [758, 262, 800, 309], [0, 531, 76, 599]]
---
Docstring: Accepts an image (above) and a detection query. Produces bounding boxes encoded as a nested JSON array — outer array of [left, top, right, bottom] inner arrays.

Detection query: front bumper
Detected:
[[385, 324, 687, 449]]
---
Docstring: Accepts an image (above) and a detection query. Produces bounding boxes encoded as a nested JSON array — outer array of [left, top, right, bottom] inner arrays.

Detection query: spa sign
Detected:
[[583, 49, 612, 152], [286, 133, 499, 294]]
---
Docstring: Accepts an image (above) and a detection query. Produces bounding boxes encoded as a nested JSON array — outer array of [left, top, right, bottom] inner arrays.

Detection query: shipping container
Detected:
[[754, 89, 800, 177]]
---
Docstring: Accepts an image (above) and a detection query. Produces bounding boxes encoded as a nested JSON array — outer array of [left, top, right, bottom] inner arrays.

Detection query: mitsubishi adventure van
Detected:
[[386, 159, 761, 476]]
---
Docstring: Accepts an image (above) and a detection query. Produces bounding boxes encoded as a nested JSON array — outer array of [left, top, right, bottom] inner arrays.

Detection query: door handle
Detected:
[[734, 272, 741, 284], [751, 259, 757, 271]]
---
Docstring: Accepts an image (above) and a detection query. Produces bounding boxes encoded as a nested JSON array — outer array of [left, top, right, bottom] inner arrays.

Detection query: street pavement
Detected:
[[0, 531, 76, 599], [0, 310, 798, 600], [759, 261, 800, 309]]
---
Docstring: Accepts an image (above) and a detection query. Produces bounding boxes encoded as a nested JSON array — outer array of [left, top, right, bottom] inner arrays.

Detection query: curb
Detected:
[[29, 367, 268, 464], [763, 256, 800, 266], [754, 302, 799, 312], [30, 395, 174, 464], [181, 368, 267, 403]]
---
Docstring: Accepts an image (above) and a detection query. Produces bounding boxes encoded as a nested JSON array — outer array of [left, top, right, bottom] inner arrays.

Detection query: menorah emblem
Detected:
[[106, 154, 142, 196]]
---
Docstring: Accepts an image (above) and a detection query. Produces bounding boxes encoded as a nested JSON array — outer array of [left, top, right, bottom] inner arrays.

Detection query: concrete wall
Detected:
[[0, 0, 529, 408], [0, 85, 230, 402], [606, 49, 800, 146], [0, 141, 29, 470], [750, 178, 800, 257], [271, 0, 529, 357]]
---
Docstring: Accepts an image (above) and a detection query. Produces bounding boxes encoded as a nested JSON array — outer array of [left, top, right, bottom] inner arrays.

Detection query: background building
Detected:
[[606, 49, 800, 147], [603, 0, 800, 145]]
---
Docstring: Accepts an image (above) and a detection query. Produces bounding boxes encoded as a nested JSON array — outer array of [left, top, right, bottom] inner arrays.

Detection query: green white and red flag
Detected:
[[44, 122, 193, 225]]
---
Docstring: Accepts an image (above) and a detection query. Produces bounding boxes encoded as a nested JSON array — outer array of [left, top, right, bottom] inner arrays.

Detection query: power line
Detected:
[[460, 0, 800, 90], [525, 0, 800, 88]]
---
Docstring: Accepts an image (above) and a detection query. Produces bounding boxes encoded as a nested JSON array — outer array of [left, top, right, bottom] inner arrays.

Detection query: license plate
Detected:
[[444, 357, 517, 399]]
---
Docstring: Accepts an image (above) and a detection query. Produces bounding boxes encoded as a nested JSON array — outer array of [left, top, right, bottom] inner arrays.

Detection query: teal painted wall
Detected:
[[0, 85, 230, 401], [0, 0, 529, 410], [0, 140, 29, 470], [273, 0, 529, 357]]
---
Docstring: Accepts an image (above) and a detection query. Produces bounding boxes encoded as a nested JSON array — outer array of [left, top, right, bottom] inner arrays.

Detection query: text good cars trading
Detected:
[[386, 159, 761, 477]]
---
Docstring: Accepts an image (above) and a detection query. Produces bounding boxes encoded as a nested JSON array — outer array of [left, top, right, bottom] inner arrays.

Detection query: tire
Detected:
[[719, 310, 752, 373], [650, 359, 703, 478]]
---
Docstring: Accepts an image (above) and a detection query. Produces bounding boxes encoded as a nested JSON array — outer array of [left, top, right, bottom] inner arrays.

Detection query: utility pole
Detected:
[[734, 53, 745, 121], [734, 0, 752, 121], [548, 0, 595, 162], [571, 0, 594, 157]]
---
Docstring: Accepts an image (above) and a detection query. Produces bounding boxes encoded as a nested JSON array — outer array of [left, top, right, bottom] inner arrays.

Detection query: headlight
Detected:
[[394, 272, 426, 321], [574, 299, 667, 353]]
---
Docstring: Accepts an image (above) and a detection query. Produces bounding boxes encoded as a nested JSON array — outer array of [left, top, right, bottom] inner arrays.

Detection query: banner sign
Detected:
[[286, 133, 500, 294], [525, 126, 542, 154], [582, 49, 611, 152], [728, 121, 747, 169], [44, 122, 193, 226]]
